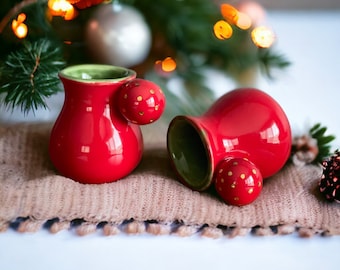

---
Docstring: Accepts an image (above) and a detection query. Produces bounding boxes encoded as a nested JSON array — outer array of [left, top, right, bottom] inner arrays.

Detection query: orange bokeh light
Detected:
[[155, 57, 177, 76], [220, 4, 239, 25], [161, 57, 177, 72], [48, 0, 78, 20], [213, 20, 233, 40], [12, 13, 28, 39]]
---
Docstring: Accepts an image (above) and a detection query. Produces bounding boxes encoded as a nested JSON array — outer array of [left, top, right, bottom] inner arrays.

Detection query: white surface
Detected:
[[0, 229, 339, 270], [1, 10, 340, 270]]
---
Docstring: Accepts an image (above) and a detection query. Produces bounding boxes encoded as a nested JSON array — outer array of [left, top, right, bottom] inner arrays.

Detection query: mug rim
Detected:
[[167, 115, 214, 191], [59, 64, 136, 83]]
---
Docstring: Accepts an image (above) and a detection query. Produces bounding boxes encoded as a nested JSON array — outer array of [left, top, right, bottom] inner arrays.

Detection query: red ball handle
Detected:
[[117, 78, 166, 125]]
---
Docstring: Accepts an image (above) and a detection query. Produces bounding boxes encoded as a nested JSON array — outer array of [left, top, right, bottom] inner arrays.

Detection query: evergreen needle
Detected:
[[0, 38, 65, 114]]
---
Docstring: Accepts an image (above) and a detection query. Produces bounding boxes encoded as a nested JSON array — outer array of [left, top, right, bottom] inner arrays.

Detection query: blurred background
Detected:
[[252, 0, 340, 9]]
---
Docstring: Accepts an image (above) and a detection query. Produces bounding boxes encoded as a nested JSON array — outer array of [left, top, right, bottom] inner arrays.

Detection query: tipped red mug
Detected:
[[167, 88, 292, 192]]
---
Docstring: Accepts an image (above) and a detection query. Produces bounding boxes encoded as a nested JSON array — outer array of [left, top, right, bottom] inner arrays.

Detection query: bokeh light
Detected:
[[236, 12, 252, 30], [220, 3, 239, 24], [213, 20, 233, 40], [251, 26, 275, 48], [48, 0, 77, 20], [12, 13, 28, 39]]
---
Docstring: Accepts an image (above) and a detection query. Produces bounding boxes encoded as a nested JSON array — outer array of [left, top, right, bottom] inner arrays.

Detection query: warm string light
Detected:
[[236, 12, 252, 30], [154, 57, 177, 76], [213, 3, 275, 48], [251, 26, 275, 48], [213, 3, 252, 41], [213, 20, 233, 40], [12, 13, 28, 39], [48, 0, 78, 20], [220, 4, 239, 25], [155, 3, 275, 79]]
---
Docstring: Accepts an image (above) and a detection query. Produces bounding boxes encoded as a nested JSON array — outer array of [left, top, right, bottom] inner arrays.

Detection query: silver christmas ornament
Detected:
[[85, 3, 152, 67]]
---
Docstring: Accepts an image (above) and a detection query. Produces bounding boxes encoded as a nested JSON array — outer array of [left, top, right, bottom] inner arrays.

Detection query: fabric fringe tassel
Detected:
[[173, 224, 199, 237], [75, 222, 98, 236], [1, 217, 336, 238], [252, 226, 275, 236], [146, 222, 172, 236], [200, 226, 224, 239], [0, 220, 9, 232], [124, 220, 146, 234], [102, 223, 120, 236], [298, 227, 319, 238], [276, 224, 296, 235], [17, 219, 44, 233], [49, 220, 71, 234], [226, 227, 251, 238]]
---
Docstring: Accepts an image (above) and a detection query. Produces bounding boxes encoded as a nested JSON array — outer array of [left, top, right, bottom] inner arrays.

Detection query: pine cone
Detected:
[[291, 135, 319, 166], [319, 150, 340, 203]]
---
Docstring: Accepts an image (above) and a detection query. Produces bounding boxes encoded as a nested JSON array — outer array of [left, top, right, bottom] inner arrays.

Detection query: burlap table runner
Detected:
[[0, 122, 339, 238]]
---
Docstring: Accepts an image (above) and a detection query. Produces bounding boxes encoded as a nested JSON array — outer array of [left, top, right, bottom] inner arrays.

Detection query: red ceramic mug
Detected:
[[167, 88, 292, 193], [49, 64, 165, 184]]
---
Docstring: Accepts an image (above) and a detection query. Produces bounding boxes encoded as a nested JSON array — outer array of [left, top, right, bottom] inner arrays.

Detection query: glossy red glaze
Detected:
[[167, 88, 292, 191], [118, 78, 166, 125], [215, 157, 263, 206], [49, 65, 147, 184]]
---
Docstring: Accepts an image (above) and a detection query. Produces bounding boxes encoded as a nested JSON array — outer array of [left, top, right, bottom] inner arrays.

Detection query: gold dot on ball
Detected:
[[234, 197, 240, 201], [220, 178, 224, 183], [123, 94, 128, 99], [240, 173, 246, 179], [233, 161, 238, 166], [139, 111, 144, 116], [155, 105, 159, 111], [227, 171, 233, 176], [219, 168, 224, 174], [231, 182, 236, 189], [252, 169, 257, 175], [248, 188, 254, 194], [150, 89, 155, 94], [137, 96, 143, 101]]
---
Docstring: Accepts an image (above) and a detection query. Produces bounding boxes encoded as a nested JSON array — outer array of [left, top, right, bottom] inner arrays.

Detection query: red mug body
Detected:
[[167, 88, 292, 191], [49, 64, 143, 184]]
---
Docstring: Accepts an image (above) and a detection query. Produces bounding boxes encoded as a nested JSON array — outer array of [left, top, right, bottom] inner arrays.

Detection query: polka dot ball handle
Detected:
[[118, 78, 166, 125], [215, 158, 263, 206]]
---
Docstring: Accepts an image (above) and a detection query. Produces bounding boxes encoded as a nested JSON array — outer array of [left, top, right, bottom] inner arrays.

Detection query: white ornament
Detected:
[[85, 3, 152, 67]]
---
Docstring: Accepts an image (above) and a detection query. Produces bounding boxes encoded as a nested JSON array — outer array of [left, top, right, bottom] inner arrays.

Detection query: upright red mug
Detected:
[[49, 64, 165, 184]]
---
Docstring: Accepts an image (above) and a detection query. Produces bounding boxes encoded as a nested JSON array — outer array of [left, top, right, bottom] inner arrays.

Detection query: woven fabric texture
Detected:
[[0, 123, 339, 238]]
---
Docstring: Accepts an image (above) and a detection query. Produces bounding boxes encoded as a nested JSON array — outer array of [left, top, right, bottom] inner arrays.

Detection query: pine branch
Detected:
[[0, 38, 65, 114], [309, 123, 336, 163], [258, 48, 291, 79]]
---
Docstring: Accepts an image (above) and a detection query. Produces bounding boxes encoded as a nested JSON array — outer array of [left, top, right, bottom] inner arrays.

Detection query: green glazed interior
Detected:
[[59, 64, 135, 82], [167, 116, 213, 191]]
